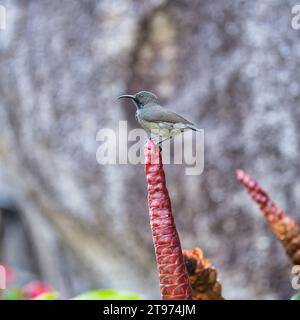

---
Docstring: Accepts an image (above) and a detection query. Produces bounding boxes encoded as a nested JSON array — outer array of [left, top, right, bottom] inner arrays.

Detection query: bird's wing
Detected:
[[141, 105, 194, 125]]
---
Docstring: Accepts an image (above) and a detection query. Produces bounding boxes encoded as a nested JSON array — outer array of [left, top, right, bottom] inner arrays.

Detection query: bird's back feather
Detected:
[[138, 105, 194, 126]]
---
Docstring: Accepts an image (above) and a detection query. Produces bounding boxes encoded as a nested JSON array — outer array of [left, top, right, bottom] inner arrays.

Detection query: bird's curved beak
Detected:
[[118, 94, 136, 101]]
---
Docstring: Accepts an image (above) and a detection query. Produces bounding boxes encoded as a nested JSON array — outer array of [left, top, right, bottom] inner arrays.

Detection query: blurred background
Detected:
[[0, 0, 300, 299]]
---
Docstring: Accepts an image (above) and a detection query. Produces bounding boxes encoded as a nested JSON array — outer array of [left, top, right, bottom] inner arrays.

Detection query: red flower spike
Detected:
[[236, 169, 300, 265], [144, 139, 192, 300]]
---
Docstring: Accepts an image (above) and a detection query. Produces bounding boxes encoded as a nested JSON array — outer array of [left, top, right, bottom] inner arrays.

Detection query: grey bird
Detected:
[[118, 91, 201, 145]]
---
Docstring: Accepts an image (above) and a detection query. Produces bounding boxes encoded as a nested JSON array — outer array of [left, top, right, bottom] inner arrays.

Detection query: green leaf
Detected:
[[73, 289, 141, 300], [33, 292, 59, 300], [291, 293, 300, 300], [3, 288, 23, 300]]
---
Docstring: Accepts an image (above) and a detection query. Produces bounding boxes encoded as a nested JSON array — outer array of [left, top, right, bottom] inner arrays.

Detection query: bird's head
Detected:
[[118, 91, 159, 109]]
